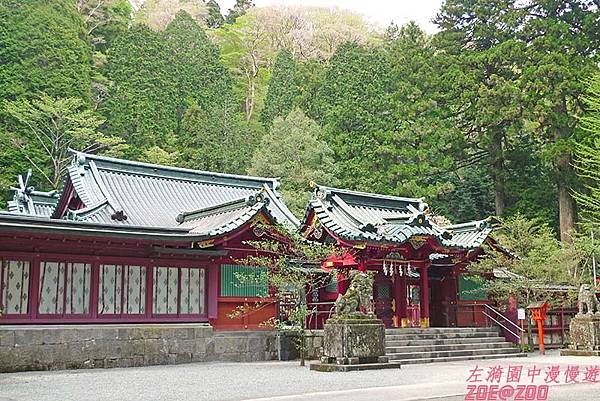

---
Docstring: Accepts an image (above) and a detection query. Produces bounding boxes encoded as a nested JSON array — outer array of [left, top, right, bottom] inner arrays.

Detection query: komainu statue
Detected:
[[578, 284, 600, 316], [335, 271, 374, 315]]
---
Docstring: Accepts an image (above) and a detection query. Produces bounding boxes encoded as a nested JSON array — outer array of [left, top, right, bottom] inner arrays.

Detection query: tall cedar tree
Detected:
[[260, 50, 300, 129], [102, 24, 178, 155], [383, 22, 458, 201], [164, 11, 233, 126], [518, 0, 600, 242], [0, 0, 93, 200], [575, 73, 600, 224], [434, 0, 524, 219], [178, 102, 258, 174], [311, 43, 395, 193], [0, 0, 92, 102]]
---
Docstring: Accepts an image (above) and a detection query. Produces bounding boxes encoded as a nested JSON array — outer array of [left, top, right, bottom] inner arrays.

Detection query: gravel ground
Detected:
[[0, 351, 598, 401]]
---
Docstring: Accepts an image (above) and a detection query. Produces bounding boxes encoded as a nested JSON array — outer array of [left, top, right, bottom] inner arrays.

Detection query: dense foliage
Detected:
[[575, 73, 600, 225], [249, 109, 338, 216], [1, 0, 600, 247]]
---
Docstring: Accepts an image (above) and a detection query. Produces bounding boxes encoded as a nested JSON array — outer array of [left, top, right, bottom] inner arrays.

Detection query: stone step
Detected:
[[385, 332, 501, 341], [398, 352, 526, 365], [385, 342, 513, 354], [385, 327, 499, 335], [387, 347, 518, 361], [385, 336, 508, 347]]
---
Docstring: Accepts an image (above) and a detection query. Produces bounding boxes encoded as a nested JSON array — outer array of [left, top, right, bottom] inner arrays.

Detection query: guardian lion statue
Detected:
[[335, 271, 374, 315], [578, 284, 600, 316]]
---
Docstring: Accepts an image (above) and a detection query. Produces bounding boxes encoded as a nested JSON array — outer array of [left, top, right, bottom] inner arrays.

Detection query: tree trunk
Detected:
[[554, 100, 577, 243], [557, 154, 576, 243], [490, 129, 506, 217]]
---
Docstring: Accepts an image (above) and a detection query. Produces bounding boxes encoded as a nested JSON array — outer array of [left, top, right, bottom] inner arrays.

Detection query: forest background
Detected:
[[1, 0, 600, 267]]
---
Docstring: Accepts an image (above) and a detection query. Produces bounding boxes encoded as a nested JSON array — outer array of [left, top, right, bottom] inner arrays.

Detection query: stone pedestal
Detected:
[[561, 314, 600, 356], [310, 314, 401, 372]]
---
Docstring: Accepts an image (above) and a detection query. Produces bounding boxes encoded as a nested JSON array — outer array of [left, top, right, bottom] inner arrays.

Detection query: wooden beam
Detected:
[[150, 246, 228, 256]]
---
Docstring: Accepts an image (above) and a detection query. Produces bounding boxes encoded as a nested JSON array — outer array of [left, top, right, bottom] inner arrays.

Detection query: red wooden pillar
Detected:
[[400, 269, 408, 327], [393, 269, 408, 328], [207, 264, 219, 321], [419, 264, 430, 328]]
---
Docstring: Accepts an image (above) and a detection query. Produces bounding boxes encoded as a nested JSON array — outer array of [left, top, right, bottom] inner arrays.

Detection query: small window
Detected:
[[98, 264, 146, 315], [38, 261, 91, 315], [378, 283, 391, 299], [152, 266, 205, 315], [220, 264, 268, 297], [1, 259, 30, 315]]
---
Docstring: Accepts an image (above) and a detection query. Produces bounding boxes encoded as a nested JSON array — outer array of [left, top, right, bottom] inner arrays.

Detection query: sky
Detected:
[[216, 0, 444, 33]]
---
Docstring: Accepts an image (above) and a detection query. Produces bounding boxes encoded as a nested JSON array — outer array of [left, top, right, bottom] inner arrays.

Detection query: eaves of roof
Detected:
[[303, 185, 492, 250]]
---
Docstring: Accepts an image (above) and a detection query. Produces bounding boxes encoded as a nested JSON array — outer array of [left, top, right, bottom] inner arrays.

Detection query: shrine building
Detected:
[[0, 151, 298, 330], [0, 153, 497, 330], [300, 184, 496, 329]]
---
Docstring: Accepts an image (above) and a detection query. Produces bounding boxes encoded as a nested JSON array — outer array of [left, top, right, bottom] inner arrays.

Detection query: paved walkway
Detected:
[[1, 351, 598, 401]]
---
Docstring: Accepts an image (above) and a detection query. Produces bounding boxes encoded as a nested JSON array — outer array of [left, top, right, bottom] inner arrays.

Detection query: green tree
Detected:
[[0, 0, 92, 102], [434, 0, 525, 219], [178, 103, 258, 174], [76, 0, 132, 51], [0, 0, 93, 202], [101, 24, 178, 155], [164, 11, 232, 123], [248, 109, 338, 216], [260, 50, 299, 129], [225, 0, 254, 24], [518, 0, 600, 241], [311, 42, 394, 193], [134, 0, 208, 31], [3, 95, 125, 189], [383, 22, 459, 200], [575, 73, 600, 224], [474, 215, 584, 301], [205, 0, 224, 28]]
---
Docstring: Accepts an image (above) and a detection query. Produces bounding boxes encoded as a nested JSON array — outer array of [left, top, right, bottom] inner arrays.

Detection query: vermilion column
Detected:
[[400, 269, 408, 327], [392, 270, 407, 328], [419, 264, 430, 328]]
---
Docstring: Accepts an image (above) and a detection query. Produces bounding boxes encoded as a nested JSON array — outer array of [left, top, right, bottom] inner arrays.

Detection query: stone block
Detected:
[[323, 317, 385, 359], [195, 340, 207, 354], [194, 326, 213, 338], [175, 353, 192, 364], [248, 336, 265, 351], [214, 337, 246, 355], [0, 331, 15, 347], [15, 330, 44, 346], [568, 315, 600, 351]]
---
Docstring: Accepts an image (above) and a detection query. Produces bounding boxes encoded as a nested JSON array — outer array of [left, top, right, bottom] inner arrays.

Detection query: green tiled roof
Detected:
[[302, 185, 492, 250], [53, 151, 298, 234]]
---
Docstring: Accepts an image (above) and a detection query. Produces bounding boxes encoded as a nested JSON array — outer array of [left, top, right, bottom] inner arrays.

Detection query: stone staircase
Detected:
[[385, 327, 526, 365]]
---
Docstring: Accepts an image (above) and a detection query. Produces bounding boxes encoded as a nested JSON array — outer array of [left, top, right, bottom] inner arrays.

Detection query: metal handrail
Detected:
[[482, 311, 520, 341], [483, 304, 524, 333]]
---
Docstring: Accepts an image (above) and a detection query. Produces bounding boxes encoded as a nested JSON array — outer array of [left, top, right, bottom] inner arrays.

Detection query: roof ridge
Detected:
[[313, 184, 425, 206], [445, 219, 490, 232], [176, 191, 268, 224], [71, 150, 280, 190]]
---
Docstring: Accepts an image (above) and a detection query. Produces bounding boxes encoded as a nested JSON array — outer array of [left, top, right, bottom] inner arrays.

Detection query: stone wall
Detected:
[[0, 324, 277, 373], [305, 330, 324, 360]]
